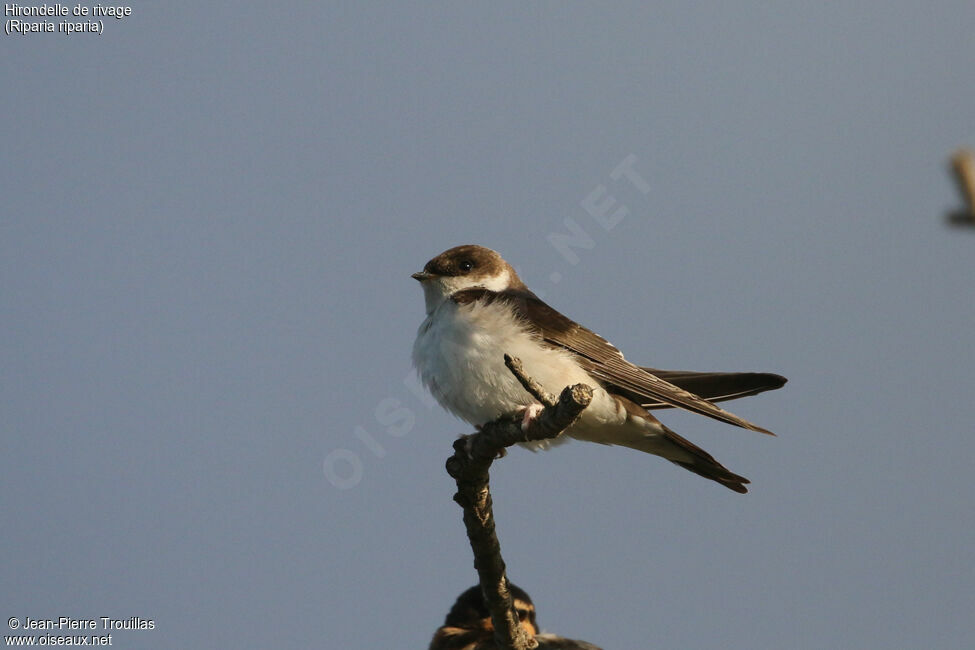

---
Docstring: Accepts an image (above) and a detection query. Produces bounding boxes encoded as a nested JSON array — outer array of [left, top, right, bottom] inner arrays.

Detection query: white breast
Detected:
[[412, 297, 624, 434]]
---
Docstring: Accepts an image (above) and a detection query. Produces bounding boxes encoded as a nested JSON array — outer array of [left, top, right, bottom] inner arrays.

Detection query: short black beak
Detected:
[[411, 271, 432, 281]]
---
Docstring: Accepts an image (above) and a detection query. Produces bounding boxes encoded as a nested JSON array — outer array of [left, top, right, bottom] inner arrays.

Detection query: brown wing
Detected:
[[452, 288, 778, 435]]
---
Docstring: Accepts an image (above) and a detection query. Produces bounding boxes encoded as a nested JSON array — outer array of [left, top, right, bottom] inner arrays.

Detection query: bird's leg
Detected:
[[518, 402, 545, 432]]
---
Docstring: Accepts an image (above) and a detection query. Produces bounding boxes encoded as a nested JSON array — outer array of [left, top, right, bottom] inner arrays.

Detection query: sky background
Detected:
[[3, 2, 974, 649]]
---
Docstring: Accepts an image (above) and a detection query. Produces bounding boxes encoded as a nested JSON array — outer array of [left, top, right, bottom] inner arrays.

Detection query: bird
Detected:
[[429, 584, 603, 650], [412, 245, 786, 493], [947, 148, 975, 226]]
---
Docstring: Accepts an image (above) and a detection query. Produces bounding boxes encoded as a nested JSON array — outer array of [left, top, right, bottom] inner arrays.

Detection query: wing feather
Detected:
[[451, 288, 778, 435], [638, 369, 786, 408]]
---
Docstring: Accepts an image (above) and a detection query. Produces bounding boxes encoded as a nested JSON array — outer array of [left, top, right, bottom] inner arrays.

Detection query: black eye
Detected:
[[458, 260, 474, 272]]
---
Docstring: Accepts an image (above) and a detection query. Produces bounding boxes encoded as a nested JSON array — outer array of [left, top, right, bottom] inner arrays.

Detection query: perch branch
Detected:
[[948, 148, 975, 226], [445, 356, 593, 650], [504, 354, 557, 407]]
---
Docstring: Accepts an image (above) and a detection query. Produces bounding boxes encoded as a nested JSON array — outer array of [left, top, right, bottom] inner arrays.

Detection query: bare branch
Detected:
[[445, 356, 593, 650], [947, 148, 975, 226], [504, 354, 557, 407]]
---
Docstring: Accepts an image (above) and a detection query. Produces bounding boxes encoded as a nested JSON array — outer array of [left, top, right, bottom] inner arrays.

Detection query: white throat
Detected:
[[420, 268, 512, 315]]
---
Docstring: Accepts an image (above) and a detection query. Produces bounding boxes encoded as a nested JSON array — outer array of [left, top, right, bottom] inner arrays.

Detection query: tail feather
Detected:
[[664, 424, 749, 492], [610, 395, 753, 493], [624, 424, 751, 493], [669, 459, 749, 494]]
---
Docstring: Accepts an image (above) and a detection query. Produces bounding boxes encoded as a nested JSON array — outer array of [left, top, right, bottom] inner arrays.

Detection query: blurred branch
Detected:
[[947, 148, 975, 227], [445, 356, 593, 650]]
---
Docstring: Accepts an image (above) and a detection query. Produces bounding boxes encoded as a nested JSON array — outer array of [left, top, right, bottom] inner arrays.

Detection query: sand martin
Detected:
[[412, 245, 785, 493], [429, 584, 602, 650]]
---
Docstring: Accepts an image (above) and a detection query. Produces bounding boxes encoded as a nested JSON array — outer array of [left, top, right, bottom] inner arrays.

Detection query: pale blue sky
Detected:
[[3, 3, 974, 648]]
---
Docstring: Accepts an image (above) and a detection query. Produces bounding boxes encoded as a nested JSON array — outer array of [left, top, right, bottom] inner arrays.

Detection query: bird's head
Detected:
[[412, 245, 525, 314]]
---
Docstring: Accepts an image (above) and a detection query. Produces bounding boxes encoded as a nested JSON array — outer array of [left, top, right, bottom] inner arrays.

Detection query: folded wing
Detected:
[[450, 288, 784, 435]]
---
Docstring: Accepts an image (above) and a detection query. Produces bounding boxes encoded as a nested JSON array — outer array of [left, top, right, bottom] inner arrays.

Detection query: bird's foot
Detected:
[[518, 402, 545, 432]]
